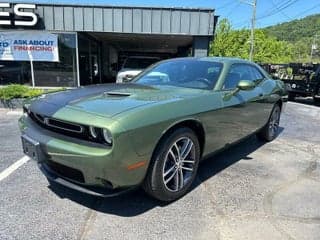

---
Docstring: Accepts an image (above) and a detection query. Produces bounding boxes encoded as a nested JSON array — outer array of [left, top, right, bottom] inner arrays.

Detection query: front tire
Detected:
[[257, 104, 281, 142], [143, 128, 200, 202]]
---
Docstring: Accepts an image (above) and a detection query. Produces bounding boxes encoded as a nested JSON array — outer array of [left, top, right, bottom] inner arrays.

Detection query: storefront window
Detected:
[[0, 61, 31, 85], [33, 33, 77, 87]]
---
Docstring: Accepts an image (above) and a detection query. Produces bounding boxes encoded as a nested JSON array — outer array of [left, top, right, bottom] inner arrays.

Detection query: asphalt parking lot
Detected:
[[0, 102, 319, 240]]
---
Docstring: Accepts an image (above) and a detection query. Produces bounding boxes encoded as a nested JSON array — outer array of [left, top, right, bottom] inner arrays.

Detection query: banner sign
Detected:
[[0, 31, 59, 62]]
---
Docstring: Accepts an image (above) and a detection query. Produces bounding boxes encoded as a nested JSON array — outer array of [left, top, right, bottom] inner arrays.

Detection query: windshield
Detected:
[[123, 57, 160, 69], [134, 59, 223, 90]]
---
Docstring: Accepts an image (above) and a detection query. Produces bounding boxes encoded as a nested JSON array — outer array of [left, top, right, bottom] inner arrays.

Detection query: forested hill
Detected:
[[261, 14, 320, 62], [262, 14, 320, 42], [210, 15, 320, 63]]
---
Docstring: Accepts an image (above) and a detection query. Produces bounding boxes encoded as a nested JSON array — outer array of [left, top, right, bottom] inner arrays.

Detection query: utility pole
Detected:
[[241, 0, 257, 61], [310, 34, 319, 62]]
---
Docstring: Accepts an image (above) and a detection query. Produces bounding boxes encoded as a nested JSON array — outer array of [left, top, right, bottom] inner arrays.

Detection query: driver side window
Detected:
[[223, 64, 263, 89]]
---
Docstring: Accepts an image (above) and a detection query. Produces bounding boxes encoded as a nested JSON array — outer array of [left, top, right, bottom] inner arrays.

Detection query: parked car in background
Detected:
[[116, 56, 160, 83], [281, 63, 320, 103], [19, 57, 287, 201]]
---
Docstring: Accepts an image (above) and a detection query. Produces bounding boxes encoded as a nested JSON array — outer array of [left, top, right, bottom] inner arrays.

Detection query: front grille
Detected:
[[26, 110, 111, 145], [46, 160, 85, 183], [28, 111, 90, 141], [46, 118, 83, 133]]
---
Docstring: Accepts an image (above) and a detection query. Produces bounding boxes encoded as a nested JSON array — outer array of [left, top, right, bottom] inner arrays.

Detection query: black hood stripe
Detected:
[[29, 83, 154, 117]]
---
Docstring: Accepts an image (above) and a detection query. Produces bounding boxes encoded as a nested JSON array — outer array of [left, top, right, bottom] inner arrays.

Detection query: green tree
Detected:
[[210, 19, 293, 63]]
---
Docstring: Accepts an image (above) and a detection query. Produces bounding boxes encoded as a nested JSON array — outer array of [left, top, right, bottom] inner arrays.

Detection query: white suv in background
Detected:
[[116, 56, 160, 83]]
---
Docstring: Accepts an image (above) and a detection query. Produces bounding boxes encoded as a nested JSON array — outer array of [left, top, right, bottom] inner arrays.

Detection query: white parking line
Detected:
[[0, 156, 30, 182]]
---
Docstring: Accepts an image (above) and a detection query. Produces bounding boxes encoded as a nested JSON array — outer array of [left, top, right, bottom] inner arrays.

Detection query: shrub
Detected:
[[0, 84, 44, 100]]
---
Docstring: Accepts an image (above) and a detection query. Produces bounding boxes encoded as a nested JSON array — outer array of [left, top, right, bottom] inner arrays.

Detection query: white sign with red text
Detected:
[[0, 31, 59, 61]]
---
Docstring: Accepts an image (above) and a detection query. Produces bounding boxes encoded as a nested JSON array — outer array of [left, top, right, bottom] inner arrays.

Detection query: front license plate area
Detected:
[[21, 135, 42, 162]]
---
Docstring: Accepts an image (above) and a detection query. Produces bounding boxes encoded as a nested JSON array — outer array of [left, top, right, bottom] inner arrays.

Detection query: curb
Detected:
[[0, 98, 25, 109]]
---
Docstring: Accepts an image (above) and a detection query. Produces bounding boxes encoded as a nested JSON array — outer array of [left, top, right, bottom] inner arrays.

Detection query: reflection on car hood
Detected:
[[29, 83, 203, 118], [118, 68, 143, 73]]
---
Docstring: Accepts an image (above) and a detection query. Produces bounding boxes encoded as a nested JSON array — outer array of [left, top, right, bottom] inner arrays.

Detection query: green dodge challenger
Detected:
[[19, 57, 287, 201]]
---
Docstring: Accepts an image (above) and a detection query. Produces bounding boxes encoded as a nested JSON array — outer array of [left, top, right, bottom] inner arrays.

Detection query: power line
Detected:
[[216, 0, 237, 10], [292, 3, 320, 18], [270, 0, 293, 21], [256, 0, 299, 20], [225, 2, 242, 17], [233, 0, 298, 29], [233, 19, 251, 29], [219, 0, 317, 30]]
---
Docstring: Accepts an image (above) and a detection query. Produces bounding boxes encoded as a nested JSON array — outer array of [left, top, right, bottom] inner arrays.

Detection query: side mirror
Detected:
[[223, 80, 256, 101], [237, 80, 256, 91]]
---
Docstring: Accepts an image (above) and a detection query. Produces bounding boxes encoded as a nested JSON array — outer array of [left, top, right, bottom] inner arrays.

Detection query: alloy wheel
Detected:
[[162, 137, 196, 192], [269, 107, 280, 137]]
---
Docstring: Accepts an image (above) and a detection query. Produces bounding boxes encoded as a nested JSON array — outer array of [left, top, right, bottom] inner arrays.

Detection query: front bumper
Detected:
[[39, 163, 136, 197], [19, 115, 149, 190]]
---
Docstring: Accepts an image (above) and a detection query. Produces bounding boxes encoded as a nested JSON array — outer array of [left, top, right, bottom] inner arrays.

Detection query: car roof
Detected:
[[200, 57, 252, 64], [167, 57, 254, 65], [127, 56, 160, 59]]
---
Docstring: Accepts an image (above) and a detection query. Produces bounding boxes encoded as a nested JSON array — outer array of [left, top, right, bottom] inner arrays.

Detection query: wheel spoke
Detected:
[[165, 168, 178, 184], [181, 139, 193, 160], [173, 143, 181, 159], [174, 169, 179, 191], [179, 168, 184, 189], [168, 150, 176, 162], [181, 166, 193, 172], [164, 165, 175, 178], [182, 159, 195, 164]]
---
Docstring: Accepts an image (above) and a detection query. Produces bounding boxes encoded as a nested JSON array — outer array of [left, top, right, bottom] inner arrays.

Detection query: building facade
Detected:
[[0, 3, 217, 87]]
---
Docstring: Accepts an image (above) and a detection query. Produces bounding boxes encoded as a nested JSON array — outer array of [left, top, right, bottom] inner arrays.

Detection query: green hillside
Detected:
[[262, 14, 320, 62], [263, 14, 320, 42]]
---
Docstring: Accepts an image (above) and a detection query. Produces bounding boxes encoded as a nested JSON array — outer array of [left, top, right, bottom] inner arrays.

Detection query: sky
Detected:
[[10, 0, 320, 29]]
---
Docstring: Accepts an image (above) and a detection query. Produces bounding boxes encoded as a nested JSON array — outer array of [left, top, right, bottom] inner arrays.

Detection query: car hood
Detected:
[[29, 83, 202, 118]]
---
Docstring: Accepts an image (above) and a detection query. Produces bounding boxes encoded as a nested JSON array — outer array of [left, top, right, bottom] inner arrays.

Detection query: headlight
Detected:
[[88, 126, 112, 145], [102, 129, 112, 145], [89, 126, 98, 138]]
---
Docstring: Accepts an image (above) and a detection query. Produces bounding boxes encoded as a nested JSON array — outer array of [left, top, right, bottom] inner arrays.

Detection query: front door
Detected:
[[213, 63, 269, 146], [202, 64, 270, 154]]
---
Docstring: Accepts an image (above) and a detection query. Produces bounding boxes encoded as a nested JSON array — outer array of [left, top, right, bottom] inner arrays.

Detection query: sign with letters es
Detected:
[[0, 3, 38, 26], [0, 31, 59, 62]]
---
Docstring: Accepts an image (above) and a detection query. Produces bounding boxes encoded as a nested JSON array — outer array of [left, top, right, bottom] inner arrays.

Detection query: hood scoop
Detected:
[[104, 91, 131, 97]]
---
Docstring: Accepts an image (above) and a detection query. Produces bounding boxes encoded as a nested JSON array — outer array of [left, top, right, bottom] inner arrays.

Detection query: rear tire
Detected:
[[313, 96, 320, 104], [288, 92, 296, 101], [143, 128, 200, 202], [257, 104, 281, 142]]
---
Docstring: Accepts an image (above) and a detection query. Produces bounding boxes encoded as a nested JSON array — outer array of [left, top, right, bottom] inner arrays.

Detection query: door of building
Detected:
[[78, 34, 101, 86]]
